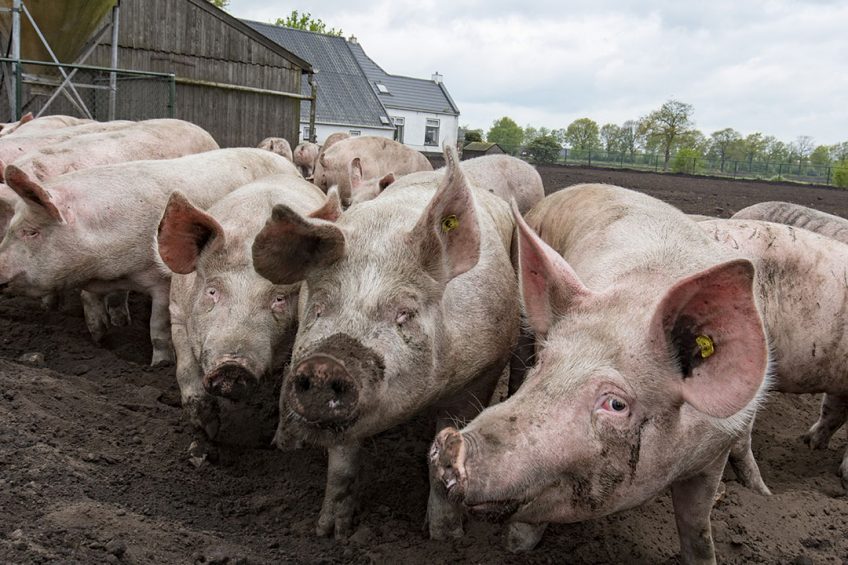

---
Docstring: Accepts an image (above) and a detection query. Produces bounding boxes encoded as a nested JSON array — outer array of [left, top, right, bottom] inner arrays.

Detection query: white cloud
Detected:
[[230, 0, 848, 144]]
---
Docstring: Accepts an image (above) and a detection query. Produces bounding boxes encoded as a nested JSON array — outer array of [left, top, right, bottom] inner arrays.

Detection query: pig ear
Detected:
[[0, 184, 18, 234], [0, 158, 6, 182], [157, 191, 225, 275], [20, 112, 33, 124], [378, 173, 395, 191], [252, 202, 346, 285], [651, 259, 767, 419], [512, 201, 593, 337], [4, 165, 65, 224], [349, 158, 363, 190], [408, 144, 479, 282], [308, 186, 342, 222]]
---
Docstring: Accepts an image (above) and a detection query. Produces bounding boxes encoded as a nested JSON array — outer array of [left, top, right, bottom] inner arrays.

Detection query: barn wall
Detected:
[[85, 0, 303, 148]]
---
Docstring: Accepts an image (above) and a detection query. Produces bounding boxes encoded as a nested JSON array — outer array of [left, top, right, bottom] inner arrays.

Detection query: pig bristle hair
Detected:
[[707, 346, 775, 437]]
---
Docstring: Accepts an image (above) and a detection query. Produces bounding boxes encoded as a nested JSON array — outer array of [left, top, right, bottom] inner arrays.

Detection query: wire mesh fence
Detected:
[[0, 58, 174, 123], [558, 148, 844, 187]]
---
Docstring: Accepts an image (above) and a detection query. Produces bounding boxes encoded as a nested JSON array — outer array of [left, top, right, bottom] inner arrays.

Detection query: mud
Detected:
[[1, 166, 848, 564]]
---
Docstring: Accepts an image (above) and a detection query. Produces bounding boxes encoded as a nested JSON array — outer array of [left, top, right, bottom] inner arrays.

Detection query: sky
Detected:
[[227, 0, 847, 146]]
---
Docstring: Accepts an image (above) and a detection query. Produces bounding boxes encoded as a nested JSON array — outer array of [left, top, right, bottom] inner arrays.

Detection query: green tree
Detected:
[[599, 123, 622, 153], [791, 135, 815, 165], [710, 128, 742, 171], [672, 147, 701, 174], [810, 145, 831, 166], [275, 10, 343, 36], [207, 0, 229, 8], [463, 129, 483, 143], [526, 135, 562, 164], [677, 129, 708, 155], [487, 117, 524, 155], [764, 137, 789, 165], [640, 100, 695, 170], [564, 118, 599, 153], [618, 120, 640, 161], [742, 132, 768, 166], [833, 162, 848, 188], [831, 141, 848, 162], [523, 125, 539, 143]]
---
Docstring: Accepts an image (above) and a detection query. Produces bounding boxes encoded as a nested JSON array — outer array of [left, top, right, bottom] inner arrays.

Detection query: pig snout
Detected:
[[203, 361, 258, 401], [287, 355, 360, 427], [430, 427, 521, 520]]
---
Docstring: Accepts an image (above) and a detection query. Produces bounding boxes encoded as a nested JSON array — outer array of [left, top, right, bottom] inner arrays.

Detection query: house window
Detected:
[[392, 117, 405, 143], [349, 130, 361, 136], [376, 83, 389, 94], [425, 119, 440, 146], [302, 126, 310, 141]]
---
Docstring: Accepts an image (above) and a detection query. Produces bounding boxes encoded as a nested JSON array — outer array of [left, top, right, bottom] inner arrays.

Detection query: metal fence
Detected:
[[559, 148, 843, 186], [0, 58, 175, 123]]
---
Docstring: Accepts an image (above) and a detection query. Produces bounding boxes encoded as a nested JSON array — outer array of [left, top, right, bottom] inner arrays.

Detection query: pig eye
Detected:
[[205, 287, 219, 303], [599, 395, 629, 415], [21, 227, 39, 239], [271, 294, 286, 312], [396, 309, 415, 325]]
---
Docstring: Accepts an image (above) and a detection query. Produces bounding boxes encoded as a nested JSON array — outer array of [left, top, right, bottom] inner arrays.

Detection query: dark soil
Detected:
[[2, 166, 847, 564]]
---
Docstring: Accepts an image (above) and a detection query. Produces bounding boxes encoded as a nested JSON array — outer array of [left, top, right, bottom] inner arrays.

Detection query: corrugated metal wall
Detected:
[[83, 0, 304, 148]]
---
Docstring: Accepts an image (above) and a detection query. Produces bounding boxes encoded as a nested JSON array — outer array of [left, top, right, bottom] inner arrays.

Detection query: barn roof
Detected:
[[464, 142, 503, 151], [244, 21, 393, 130], [347, 42, 460, 116]]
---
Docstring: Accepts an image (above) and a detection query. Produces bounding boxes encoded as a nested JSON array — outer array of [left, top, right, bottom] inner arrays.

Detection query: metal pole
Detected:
[[11, 0, 20, 119], [308, 72, 317, 142], [167, 73, 175, 118], [827, 166, 832, 186], [108, 1, 120, 120]]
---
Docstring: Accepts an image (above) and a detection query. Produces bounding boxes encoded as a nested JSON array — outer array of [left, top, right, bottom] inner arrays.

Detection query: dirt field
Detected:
[[1, 165, 847, 564]]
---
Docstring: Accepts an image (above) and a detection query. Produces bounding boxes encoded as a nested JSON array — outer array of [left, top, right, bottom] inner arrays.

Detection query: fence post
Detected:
[[588, 150, 591, 167], [733, 161, 738, 178], [167, 74, 176, 118], [654, 155, 658, 172], [827, 166, 832, 186]]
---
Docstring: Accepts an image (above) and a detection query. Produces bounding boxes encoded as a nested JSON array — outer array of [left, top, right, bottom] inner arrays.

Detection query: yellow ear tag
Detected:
[[695, 335, 715, 359], [441, 214, 459, 233]]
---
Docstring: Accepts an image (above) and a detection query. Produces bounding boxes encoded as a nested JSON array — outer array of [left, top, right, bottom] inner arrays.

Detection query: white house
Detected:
[[244, 21, 459, 152]]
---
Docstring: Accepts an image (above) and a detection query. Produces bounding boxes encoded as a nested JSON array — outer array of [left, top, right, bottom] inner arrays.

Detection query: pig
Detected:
[[0, 148, 299, 365], [293, 141, 319, 178], [348, 154, 545, 213], [0, 112, 34, 136], [157, 175, 326, 445], [429, 183, 770, 563], [321, 131, 349, 152], [7, 119, 219, 181], [703, 214, 848, 491], [733, 201, 848, 243], [1, 114, 93, 137], [311, 135, 433, 205], [251, 145, 520, 539], [0, 120, 134, 174], [258, 137, 294, 162]]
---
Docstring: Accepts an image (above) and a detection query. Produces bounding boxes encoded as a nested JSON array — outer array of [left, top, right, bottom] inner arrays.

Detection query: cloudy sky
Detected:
[[228, 0, 847, 145]]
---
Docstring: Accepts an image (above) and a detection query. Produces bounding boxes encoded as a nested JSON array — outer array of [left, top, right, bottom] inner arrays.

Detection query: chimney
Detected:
[[432, 71, 443, 84], [348, 35, 358, 44]]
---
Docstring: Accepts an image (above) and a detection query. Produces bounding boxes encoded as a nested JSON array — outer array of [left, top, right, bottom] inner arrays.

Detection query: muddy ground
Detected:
[[1, 164, 847, 564]]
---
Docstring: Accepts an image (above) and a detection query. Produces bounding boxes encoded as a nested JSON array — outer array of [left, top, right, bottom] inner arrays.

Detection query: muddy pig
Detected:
[[158, 175, 326, 445], [429, 184, 769, 564], [702, 216, 848, 491], [251, 145, 519, 539], [349, 154, 544, 213], [0, 113, 93, 137], [258, 137, 294, 162], [293, 141, 319, 178], [0, 148, 298, 365], [311, 135, 432, 205], [733, 201, 848, 243]]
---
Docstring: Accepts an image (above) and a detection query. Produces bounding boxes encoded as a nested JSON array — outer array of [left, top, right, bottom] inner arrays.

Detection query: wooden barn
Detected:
[[1, 0, 312, 148], [462, 141, 505, 159]]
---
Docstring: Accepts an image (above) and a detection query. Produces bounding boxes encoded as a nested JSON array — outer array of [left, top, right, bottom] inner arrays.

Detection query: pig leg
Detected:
[[149, 284, 175, 366], [670, 450, 727, 565], [428, 365, 502, 541], [80, 290, 110, 343], [506, 522, 549, 553], [728, 416, 771, 495], [802, 393, 848, 449], [106, 290, 131, 327], [317, 443, 360, 539], [40, 292, 62, 311]]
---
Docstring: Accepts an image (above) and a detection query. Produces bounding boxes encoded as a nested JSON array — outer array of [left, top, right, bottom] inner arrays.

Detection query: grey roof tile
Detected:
[[243, 21, 393, 129]]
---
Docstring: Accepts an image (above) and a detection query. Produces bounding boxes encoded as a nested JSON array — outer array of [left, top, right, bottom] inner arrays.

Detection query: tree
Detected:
[[640, 100, 695, 170], [487, 117, 524, 155], [618, 120, 640, 161], [764, 137, 789, 165], [677, 129, 708, 156], [599, 123, 622, 153], [523, 125, 539, 144], [275, 10, 343, 36], [710, 128, 742, 171], [742, 132, 768, 166], [791, 135, 815, 164], [831, 141, 848, 163], [564, 118, 599, 153], [526, 135, 562, 164], [207, 0, 229, 8], [464, 130, 483, 143], [810, 145, 832, 166]]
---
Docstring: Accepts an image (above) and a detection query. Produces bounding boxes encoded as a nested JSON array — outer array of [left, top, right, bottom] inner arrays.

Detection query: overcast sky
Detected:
[[228, 1, 847, 145]]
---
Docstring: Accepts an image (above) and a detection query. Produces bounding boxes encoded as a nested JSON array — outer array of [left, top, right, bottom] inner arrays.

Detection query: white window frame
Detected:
[[392, 116, 405, 144], [349, 130, 361, 136], [425, 118, 440, 146]]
